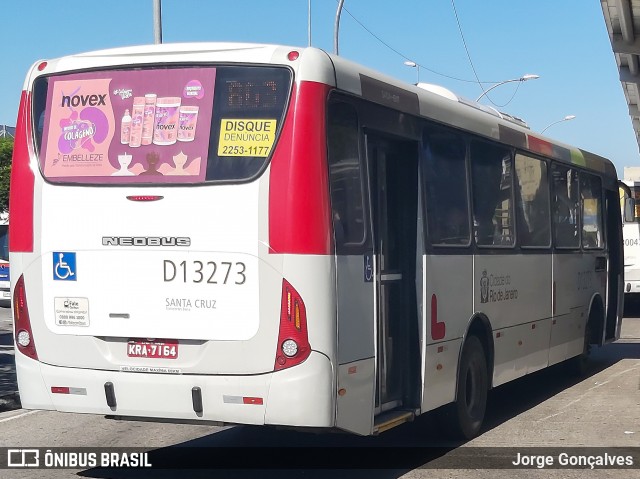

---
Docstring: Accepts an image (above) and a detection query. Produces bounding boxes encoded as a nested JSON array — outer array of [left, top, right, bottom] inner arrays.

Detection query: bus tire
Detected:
[[566, 319, 592, 376], [439, 335, 488, 440]]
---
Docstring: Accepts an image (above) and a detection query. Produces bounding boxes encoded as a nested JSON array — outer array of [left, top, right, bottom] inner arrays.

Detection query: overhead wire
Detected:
[[340, 1, 526, 107], [341, 5, 498, 84], [449, 0, 487, 95], [450, 0, 520, 108]]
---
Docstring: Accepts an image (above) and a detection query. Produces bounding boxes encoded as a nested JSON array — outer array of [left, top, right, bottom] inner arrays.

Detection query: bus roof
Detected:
[[326, 50, 617, 180]]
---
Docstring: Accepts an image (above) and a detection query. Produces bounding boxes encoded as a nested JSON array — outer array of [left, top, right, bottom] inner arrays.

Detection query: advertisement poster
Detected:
[[40, 67, 216, 183]]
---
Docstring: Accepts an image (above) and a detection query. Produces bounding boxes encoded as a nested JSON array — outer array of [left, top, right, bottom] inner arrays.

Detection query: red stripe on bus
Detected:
[[9, 91, 35, 253], [527, 135, 554, 157], [268, 81, 332, 255], [430, 294, 446, 340]]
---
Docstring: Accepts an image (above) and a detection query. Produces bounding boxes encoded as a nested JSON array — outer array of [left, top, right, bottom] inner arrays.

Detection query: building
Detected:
[[602, 1, 640, 154], [0, 125, 15, 139]]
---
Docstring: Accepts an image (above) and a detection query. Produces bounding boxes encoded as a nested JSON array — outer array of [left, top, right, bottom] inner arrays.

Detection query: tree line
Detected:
[[0, 138, 11, 214]]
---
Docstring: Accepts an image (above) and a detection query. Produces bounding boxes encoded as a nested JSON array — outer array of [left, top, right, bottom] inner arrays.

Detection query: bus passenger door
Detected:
[[329, 101, 377, 435], [366, 134, 421, 420]]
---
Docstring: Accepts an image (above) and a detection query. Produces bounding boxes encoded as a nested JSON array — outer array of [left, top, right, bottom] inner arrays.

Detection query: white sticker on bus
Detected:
[[54, 297, 90, 327]]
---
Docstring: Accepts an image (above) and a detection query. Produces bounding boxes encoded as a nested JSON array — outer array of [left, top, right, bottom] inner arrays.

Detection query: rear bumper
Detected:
[[15, 351, 335, 428]]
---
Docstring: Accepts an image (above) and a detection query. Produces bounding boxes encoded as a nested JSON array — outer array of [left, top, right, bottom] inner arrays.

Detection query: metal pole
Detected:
[[153, 0, 163, 44], [541, 115, 576, 134], [334, 0, 345, 55], [475, 78, 520, 102], [308, 0, 312, 47]]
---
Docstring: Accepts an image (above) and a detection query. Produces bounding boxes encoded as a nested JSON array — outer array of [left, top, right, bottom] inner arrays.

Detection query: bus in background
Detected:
[[10, 43, 624, 439], [622, 168, 640, 297], [0, 214, 9, 307]]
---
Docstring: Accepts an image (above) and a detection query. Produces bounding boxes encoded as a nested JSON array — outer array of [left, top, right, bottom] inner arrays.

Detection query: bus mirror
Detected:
[[624, 197, 636, 223]]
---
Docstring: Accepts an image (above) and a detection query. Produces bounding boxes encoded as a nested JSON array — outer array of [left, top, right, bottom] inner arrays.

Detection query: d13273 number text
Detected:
[[163, 260, 246, 285]]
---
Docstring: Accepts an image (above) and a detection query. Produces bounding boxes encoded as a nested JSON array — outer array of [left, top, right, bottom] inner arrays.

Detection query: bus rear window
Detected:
[[32, 65, 291, 184]]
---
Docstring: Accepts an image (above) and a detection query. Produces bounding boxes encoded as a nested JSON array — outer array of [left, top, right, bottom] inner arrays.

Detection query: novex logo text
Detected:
[[61, 94, 107, 108]]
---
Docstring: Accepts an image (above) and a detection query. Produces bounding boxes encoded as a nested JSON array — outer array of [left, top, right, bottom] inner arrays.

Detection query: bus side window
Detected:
[[327, 102, 365, 251], [422, 125, 470, 246], [470, 141, 514, 247], [551, 165, 580, 248], [580, 173, 604, 249], [515, 154, 551, 248]]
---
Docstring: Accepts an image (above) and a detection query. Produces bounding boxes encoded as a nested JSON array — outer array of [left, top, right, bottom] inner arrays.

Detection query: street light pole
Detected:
[[541, 115, 576, 134], [153, 0, 162, 44], [475, 74, 540, 102], [308, 0, 312, 47], [404, 61, 419, 84], [334, 0, 345, 55]]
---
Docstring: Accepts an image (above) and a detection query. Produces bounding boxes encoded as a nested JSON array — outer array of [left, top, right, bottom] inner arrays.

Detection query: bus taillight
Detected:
[[274, 279, 310, 371], [9, 91, 35, 253], [14, 275, 38, 360]]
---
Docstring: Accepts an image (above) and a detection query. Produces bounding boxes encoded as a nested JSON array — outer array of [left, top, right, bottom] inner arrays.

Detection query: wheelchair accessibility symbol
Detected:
[[364, 253, 373, 283], [53, 252, 77, 281]]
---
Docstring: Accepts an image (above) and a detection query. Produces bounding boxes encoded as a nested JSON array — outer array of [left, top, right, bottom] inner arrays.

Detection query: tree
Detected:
[[0, 138, 13, 215]]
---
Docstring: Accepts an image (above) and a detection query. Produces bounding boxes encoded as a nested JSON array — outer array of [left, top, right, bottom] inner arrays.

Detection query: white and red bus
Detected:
[[10, 43, 624, 439], [621, 178, 640, 297]]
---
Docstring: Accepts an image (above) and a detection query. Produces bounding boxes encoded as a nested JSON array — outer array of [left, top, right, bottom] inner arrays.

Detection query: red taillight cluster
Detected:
[[14, 275, 38, 360], [274, 279, 310, 371]]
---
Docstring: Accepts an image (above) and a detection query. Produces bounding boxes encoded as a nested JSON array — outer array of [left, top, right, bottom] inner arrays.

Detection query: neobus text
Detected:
[[102, 236, 190, 247]]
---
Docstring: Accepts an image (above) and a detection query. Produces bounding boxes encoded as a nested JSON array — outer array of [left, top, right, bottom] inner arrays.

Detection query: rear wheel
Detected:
[[439, 335, 488, 440], [566, 319, 592, 376]]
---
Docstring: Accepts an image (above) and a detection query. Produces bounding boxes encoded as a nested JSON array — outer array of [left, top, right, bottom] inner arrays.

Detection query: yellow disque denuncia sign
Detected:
[[218, 119, 277, 157]]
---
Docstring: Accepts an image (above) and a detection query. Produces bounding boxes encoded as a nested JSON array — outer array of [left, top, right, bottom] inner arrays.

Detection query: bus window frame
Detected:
[[469, 138, 517, 249], [513, 151, 553, 250], [550, 163, 582, 251], [579, 171, 606, 251], [326, 98, 369, 253], [421, 124, 473, 249]]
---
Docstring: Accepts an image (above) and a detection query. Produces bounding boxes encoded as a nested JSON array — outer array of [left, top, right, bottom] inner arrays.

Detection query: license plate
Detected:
[[127, 339, 178, 359]]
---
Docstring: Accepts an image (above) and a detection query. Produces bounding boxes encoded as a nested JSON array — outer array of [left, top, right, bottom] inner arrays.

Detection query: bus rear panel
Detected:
[[11, 44, 337, 428]]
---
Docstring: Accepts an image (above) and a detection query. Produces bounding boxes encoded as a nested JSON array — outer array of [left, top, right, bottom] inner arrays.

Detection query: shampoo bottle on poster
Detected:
[[141, 93, 157, 145], [120, 109, 131, 144], [153, 97, 181, 145], [128, 97, 145, 148]]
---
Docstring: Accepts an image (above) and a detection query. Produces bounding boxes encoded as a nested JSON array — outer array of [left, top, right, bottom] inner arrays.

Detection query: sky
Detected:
[[0, 0, 637, 176]]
